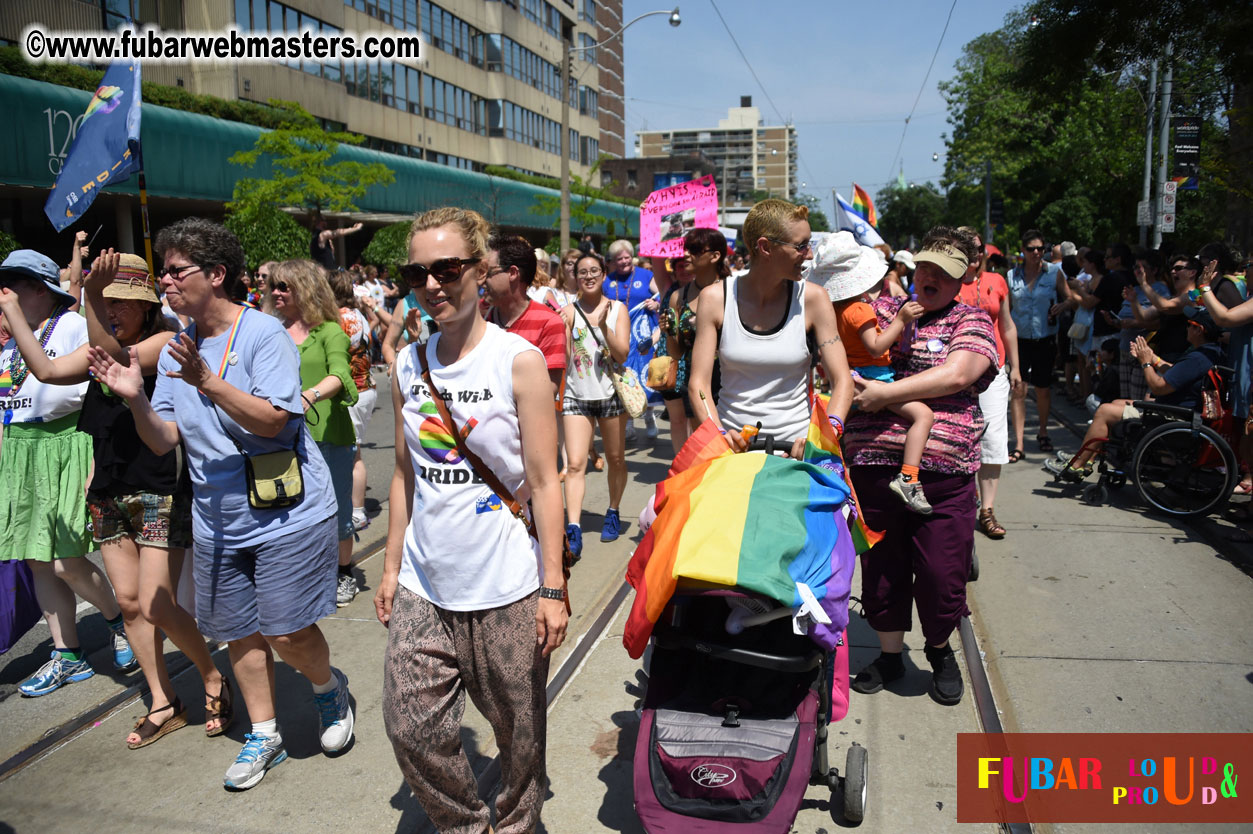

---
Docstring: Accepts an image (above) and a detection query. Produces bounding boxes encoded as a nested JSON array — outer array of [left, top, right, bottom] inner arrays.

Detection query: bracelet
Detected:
[[538, 586, 565, 600]]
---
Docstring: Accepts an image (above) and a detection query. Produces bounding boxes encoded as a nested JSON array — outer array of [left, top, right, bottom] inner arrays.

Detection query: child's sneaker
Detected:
[[888, 473, 933, 514]]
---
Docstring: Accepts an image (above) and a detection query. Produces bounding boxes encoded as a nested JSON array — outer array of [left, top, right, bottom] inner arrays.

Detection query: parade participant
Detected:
[[655, 230, 718, 454], [886, 250, 914, 298], [0, 250, 136, 698], [956, 229, 1021, 539], [330, 270, 379, 533], [844, 226, 997, 706], [688, 199, 854, 457], [485, 235, 566, 402], [1045, 319, 1225, 481], [376, 207, 566, 834], [267, 260, 360, 605], [7, 249, 227, 742], [1008, 229, 1075, 456], [819, 233, 935, 514], [90, 219, 353, 790], [561, 253, 630, 553], [310, 217, 363, 272], [604, 240, 660, 439], [558, 249, 582, 296]]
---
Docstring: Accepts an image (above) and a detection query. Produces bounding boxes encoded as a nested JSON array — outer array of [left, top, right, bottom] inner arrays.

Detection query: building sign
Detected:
[[1172, 116, 1200, 191]]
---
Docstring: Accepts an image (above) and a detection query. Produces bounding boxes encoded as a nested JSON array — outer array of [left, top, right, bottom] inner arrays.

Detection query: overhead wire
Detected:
[[885, 0, 959, 181]]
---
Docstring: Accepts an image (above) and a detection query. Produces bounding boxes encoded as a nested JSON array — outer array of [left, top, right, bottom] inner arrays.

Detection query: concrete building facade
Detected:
[[634, 96, 799, 210], [1, 0, 625, 182]]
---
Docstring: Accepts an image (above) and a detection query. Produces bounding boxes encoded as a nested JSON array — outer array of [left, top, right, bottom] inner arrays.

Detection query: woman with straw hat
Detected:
[[2, 249, 228, 747]]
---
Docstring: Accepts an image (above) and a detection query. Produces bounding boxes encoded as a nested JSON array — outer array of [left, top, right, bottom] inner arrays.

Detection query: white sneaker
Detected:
[[625, 421, 637, 440], [313, 668, 354, 753], [335, 572, 358, 607]]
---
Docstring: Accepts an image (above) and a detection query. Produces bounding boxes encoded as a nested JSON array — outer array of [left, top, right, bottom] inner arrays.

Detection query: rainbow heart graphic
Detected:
[[416, 401, 478, 464]]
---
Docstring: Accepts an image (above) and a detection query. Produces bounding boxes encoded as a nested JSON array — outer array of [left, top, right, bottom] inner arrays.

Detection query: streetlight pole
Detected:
[[560, 7, 680, 252]]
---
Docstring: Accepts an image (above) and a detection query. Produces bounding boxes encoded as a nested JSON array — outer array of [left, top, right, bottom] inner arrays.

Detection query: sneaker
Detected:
[[1044, 457, 1090, 483], [601, 508, 621, 542], [924, 644, 964, 706], [625, 421, 637, 440], [888, 473, 933, 514], [18, 651, 95, 697], [110, 626, 138, 672], [851, 652, 905, 695], [644, 411, 659, 440], [223, 731, 288, 790], [566, 524, 583, 561], [313, 668, 354, 753], [336, 572, 358, 607]]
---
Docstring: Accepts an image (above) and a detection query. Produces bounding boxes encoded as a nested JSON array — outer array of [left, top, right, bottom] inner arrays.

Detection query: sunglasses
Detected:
[[399, 257, 480, 285], [268, 280, 290, 293], [766, 237, 812, 254], [158, 263, 202, 280], [1024, 245, 1046, 252]]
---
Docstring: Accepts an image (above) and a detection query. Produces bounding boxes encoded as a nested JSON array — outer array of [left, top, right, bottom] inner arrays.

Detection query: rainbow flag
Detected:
[[624, 444, 857, 659], [804, 397, 884, 555], [851, 183, 877, 228]]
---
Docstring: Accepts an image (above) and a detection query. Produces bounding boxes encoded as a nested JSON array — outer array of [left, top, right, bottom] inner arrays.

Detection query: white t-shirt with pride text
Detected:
[[394, 323, 547, 610], [0, 312, 88, 424]]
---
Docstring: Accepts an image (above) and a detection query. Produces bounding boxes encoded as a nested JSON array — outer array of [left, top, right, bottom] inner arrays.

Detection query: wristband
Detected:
[[827, 414, 845, 435], [538, 586, 565, 600]]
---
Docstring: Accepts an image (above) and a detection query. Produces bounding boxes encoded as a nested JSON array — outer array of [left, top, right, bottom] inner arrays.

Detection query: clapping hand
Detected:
[[85, 249, 120, 293], [1197, 260, 1217, 289], [164, 332, 214, 389], [1129, 335, 1154, 365], [87, 345, 144, 399]]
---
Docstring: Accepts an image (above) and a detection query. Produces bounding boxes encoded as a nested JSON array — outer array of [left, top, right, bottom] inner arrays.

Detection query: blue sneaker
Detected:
[[224, 731, 288, 790], [313, 668, 354, 753], [601, 508, 621, 542], [110, 625, 138, 672], [19, 651, 95, 697], [565, 524, 583, 561]]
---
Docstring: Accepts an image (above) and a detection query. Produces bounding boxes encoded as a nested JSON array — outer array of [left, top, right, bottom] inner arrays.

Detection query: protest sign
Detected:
[[639, 175, 718, 258]]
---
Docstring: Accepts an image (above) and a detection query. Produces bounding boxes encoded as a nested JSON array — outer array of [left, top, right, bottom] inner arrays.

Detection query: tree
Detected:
[[227, 99, 395, 217], [223, 204, 310, 272], [0, 229, 19, 261], [361, 221, 412, 272], [797, 195, 830, 232], [529, 157, 611, 239], [876, 183, 947, 249]]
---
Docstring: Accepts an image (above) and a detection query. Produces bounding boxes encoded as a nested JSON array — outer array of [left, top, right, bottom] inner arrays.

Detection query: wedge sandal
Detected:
[[127, 698, 188, 750], [206, 676, 235, 738]]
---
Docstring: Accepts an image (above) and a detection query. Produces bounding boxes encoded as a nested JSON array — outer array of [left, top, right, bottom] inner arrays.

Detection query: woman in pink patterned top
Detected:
[[842, 226, 997, 708]]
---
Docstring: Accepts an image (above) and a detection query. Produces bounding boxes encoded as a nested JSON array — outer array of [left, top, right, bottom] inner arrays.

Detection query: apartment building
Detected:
[[1, 0, 625, 181], [634, 96, 798, 210]]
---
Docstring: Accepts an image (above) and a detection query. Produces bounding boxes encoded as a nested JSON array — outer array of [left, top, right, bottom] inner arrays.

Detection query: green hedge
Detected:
[[361, 221, 411, 272], [224, 205, 311, 271]]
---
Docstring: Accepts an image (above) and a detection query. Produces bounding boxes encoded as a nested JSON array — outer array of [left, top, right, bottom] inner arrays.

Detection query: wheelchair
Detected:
[[1053, 367, 1239, 519]]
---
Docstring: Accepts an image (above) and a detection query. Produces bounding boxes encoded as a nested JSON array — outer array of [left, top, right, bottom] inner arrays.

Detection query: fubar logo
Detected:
[[691, 764, 736, 788]]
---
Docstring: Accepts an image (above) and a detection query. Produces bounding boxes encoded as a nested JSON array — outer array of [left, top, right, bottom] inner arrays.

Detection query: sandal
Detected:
[[977, 508, 1006, 539], [1008, 449, 1025, 463], [205, 676, 235, 738], [1036, 434, 1055, 453], [127, 698, 187, 750]]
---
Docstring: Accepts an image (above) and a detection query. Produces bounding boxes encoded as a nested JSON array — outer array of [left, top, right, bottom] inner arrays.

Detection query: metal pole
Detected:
[[1140, 60, 1158, 247], [1153, 43, 1173, 249], [138, 168, 154, 275], [983, 160, 992, 246], [559, 43, 571, 253], [720, 155, 727, 226]]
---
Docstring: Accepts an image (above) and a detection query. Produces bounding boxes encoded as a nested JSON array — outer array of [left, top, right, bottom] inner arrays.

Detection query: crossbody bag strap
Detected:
[[416, 342, 534, 536], [573, 301, 621, 372]]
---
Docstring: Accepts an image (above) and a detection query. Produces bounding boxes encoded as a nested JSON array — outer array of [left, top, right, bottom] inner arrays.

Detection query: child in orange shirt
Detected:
[[809, 233, 934, 513]]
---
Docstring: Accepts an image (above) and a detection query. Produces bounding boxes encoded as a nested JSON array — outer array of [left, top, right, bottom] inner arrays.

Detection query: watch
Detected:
[[538, 586, 565, 600], [310, 387, 322, 402], [1142, 362, 1153, 369]]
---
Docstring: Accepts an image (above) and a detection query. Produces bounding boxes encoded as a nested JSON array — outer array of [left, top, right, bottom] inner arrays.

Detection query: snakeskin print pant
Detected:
[[383, 586, 549, 834]]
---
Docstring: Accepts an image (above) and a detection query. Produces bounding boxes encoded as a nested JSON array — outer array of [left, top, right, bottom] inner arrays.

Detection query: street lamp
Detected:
[[560, 7, 680, 251]]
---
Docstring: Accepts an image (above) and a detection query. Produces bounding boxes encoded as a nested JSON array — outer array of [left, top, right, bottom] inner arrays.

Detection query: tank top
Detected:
[[717, 274, 811, 443], [78, 375, 185, 497]]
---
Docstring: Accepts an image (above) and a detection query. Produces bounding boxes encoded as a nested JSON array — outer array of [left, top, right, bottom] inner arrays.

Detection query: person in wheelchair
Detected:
[[1046, 315, 1226, 482]]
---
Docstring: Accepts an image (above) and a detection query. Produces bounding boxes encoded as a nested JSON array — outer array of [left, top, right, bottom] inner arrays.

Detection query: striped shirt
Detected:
[[844, 297, 999, 475]]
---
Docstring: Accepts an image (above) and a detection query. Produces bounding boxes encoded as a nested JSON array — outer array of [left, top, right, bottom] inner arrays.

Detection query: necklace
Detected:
[[0, 307, 67, 399]]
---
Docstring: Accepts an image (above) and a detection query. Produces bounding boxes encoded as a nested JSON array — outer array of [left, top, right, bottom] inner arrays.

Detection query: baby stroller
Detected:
[[633, 586, 867, 831]]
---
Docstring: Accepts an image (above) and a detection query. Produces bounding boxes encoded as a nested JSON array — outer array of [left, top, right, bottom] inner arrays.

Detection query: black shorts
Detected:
[[1018, 336, 1056, 389]]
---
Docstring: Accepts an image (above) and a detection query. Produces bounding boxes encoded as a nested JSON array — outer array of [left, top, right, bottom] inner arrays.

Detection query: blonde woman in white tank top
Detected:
[[688, 200, 854, 456]]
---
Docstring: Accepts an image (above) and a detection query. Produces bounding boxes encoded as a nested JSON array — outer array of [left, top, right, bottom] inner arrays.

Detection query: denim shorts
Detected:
[[192, 515, 337, 642], [88, 490, 193, 549]]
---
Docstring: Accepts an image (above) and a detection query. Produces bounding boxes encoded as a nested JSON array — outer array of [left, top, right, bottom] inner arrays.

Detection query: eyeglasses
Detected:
[[268, 280, 290, 293], [576, 267, 604, 278], [766, 237, 811, 254], [158, 263, 202, 280], [1170, 264, 1195, 271], [1024, 245, 1046, 252], [399, 257, 480, 285]]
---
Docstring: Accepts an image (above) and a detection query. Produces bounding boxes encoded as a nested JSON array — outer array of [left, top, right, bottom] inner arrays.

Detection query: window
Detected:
[[577, 33, 596, 63], [488, 100, 561, 154], [579, 0, 596, 23], [422, 76, 485, 134], [421, 1, 484, 67], [487, 35, 561, 100]]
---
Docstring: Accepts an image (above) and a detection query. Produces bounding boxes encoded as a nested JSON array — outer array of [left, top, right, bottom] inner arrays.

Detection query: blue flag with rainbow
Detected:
[[45, 61, 143, 231]]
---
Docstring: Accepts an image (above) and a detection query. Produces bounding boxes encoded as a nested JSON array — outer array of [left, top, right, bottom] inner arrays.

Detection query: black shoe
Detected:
[[851, 652, 905, 694], [924, 644, 964, 706]]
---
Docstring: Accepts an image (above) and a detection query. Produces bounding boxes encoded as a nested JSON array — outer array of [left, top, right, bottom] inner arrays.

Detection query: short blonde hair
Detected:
[[607, 239, 634, 259], [408, 207, 491, 262], [269, 259, 340, 326], [742, 199, 809, 258]]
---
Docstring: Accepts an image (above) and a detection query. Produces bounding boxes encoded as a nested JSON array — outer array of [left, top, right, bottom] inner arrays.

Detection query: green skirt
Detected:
[[0, 413, 92, 562]]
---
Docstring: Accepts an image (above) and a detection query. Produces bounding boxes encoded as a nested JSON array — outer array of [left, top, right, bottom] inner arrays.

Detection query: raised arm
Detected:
[[860, 300, 922, 357], [0, 290, 89, 383], [1197, 261, 1253, 327]]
